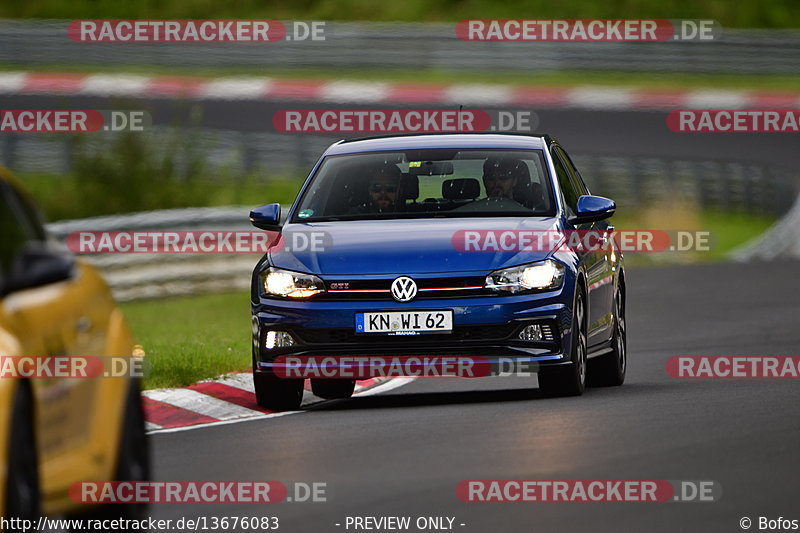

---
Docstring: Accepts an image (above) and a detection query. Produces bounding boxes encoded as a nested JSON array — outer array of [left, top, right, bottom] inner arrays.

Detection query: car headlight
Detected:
[[485, 259, 565, 293], [261, 267, 326, 298]]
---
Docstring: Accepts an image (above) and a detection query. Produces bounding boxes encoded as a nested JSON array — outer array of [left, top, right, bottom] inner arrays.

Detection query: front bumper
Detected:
[[252, 290, 575, 376]]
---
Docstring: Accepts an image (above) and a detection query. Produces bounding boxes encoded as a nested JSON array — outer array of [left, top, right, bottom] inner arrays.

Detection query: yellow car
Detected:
[[0, 168, 148, 523]]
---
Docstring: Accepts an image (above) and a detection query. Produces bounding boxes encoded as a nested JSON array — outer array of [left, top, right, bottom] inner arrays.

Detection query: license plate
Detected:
[[355, 310, 453, 335]]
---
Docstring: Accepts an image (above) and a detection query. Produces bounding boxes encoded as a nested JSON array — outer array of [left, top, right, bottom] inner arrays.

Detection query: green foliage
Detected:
[[18, 131, 305, 221], [1, 0, 798, 28], [69, 131, 206, 217]]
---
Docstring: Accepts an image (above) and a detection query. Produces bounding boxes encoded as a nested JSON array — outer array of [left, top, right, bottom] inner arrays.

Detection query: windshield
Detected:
[[291, 148, 555, 222]]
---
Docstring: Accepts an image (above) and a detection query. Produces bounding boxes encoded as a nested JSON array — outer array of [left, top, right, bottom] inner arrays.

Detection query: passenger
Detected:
[[367, 163, 403, 213], [482, 157, 528, 200]]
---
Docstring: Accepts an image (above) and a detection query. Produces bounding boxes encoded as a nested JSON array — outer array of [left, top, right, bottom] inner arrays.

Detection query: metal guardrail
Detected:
[[732, 194, 800, 261], [11, 126, 797, 216], [47, 174, 798, 302], [47, 206, 268, 301], [2, 21, 800, 74]]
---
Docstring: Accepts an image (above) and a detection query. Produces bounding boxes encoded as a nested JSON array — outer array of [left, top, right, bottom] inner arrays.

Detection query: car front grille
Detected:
[[292, 324, 520, 344], [320, 276, 490, 300]]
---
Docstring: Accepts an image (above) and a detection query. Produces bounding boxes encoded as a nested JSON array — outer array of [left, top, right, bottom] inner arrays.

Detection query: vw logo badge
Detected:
[[391, 276, 418, 302]]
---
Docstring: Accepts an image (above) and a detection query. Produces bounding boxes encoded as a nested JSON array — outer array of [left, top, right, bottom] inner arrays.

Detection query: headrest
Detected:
[[442, 178, 480, 200], [399, 173, 419, 200], [483, 157, 531, 181]]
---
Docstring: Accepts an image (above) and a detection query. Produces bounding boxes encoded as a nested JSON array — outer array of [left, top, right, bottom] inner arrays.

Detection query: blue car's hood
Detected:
[[269, 218, 561, 276]]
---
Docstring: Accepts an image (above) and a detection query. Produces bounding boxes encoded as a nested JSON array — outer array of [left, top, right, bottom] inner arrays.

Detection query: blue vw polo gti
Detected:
[[250, 134, 626, 410]]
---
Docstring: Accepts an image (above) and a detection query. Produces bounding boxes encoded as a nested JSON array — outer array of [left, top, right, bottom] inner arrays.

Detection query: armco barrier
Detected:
[[2, 21, 800, 74], [46, 206, 284, 301], [45, 191, 799, 302]]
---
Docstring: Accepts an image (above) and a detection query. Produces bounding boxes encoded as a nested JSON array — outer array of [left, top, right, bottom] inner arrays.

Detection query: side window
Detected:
[[551, 149, 579, 217], [0, 183, 36, 284], [555, 146, 589, 196], [11, 189, 47, 241]]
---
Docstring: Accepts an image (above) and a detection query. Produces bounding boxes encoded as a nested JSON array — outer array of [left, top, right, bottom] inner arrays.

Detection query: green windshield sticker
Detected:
[[409, 161, 422, 168], [298, 209, 314, 218]]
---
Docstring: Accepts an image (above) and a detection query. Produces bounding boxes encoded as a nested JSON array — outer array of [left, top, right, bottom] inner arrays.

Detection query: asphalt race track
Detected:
[[2, 94, 799, 168], [4, 90, 797, 531], [151, 260, 800, 533]]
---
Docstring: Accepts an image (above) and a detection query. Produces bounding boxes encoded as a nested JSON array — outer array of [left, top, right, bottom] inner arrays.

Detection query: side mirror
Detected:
[[570, 195, 616, 225], [1, 243, 75, 296], [249, 204, 282, 231]]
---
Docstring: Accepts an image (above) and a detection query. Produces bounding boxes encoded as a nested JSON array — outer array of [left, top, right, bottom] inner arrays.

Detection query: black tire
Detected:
[[311, 379, 355, 400], [113, 381, 150, 520], [5, 384, 40, 528], [539, 286, 587, 397], [254, 372, 304, 411], [589, 284, 627, 387], [75, 381, 150, 526]]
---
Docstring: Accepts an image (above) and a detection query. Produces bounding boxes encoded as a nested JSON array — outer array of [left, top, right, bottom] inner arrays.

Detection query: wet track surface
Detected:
[[151, 260, 800, 532], [4, 91, 797, 531], [2, 94, 798, 168]]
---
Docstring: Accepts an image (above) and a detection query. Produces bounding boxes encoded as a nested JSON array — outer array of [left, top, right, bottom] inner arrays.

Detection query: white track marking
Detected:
[[322, 81, 390, 102], [0, 72, 27, 93], [201, 77, 272, 99], [145, 388, 263, 420], [356, 377, 416, 396], [568, 87, 637, 110], [80, 74, 150, 97], [684, 89, 749, 109], [215, 372, 256, 392], [444, 84, 513, 105], [147, 377, 416, 435]]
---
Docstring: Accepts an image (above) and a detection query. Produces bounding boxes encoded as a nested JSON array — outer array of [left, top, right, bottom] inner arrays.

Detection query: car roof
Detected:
[[323, 133, 552, 156]]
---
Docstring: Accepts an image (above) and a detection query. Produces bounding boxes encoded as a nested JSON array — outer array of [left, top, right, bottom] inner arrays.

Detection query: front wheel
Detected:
[[589, 285, 626, 387], [5, 385, 40, 528], [254, 372, 304, 411], [113, 381, 150, 519], [539, 287, 587, 397], [74, 381, 150, 525]]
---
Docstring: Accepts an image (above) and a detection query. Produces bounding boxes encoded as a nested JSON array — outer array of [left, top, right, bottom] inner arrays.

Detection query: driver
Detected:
[[482, 157, 527, 200], [367, 163, 403, 213]]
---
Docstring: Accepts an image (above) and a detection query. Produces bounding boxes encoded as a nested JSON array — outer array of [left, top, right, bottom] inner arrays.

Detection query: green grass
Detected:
[[120, 208, 775, 389], [611, 208, 776, 265], [2, 0, 798, 28], [121, 291, 253, 390], [697, 210, 776, 256], [24, 173, 305, 221], [5, 63, 800, 92]]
